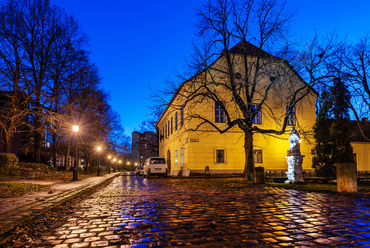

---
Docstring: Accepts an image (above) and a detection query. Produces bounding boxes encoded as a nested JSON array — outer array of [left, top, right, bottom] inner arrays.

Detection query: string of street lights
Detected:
[[71, 125, 126, 180]]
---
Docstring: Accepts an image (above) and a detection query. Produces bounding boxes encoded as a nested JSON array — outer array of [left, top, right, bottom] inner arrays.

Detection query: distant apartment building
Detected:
[[132, 131, 158, 166]]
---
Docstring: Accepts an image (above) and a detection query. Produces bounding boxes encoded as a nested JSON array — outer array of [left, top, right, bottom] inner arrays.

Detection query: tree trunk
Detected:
[[243, 130, 255, 180], [52, 132, 57, 168], [65, 141, 70, 171], [4, 132, 11, 153]]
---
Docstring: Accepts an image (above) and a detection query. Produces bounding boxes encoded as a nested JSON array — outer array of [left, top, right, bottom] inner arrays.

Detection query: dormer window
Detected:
[[235, 73, 242, 79]]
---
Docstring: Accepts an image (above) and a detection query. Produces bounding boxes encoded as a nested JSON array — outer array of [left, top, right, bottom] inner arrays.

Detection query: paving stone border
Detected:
[[0, 173, 120, 238]]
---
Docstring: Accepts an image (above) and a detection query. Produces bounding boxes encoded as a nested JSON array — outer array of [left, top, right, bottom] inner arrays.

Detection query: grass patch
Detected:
[[1, 171, 105, 181], [35, 172, 98, 181], [0, 182, 49, 198]]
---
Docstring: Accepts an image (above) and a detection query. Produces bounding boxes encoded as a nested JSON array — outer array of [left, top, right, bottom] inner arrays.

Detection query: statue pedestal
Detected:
[[285, 155, 305, 183]]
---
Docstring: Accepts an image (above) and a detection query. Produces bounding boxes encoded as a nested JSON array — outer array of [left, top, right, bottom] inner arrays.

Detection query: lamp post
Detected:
[[118, 160, 121, 172], [113, 158, 116, 173], [97, 146, 101, 176], [108, 155, 111, 174], [72, 125, 79, 181]]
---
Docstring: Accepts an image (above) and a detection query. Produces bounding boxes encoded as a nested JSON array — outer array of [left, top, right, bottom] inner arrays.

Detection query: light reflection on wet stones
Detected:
[[37, 173, 370, 247]]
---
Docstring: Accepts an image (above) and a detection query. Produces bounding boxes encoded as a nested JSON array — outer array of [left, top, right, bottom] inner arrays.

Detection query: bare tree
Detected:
[[0, 1, 32, 153], [334, 33, 370, 141], [157, 0, 322, 177]]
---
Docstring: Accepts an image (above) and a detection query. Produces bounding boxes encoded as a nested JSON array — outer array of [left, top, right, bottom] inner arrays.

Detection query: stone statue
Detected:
[[285, 127, 305, 183], [288, 127, 301, 155]]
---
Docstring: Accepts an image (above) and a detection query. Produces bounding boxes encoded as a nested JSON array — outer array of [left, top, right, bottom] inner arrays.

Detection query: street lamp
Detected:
[[108, 155, 111, 174], [72, 125, 79, 181], [118, 160, 121, 172], [97, 146, 101, 176]]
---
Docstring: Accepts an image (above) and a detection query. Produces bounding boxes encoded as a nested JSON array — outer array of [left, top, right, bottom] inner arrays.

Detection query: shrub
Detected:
[[18, 162, 56, 172], [0, 153, 19, 174]]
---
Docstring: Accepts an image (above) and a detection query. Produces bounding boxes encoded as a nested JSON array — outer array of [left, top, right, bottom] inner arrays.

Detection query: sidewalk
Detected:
[[0, 172, 120, 236]]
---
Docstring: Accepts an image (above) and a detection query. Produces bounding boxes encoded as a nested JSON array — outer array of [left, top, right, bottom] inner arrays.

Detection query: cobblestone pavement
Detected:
[[40, 172, 370, 247]]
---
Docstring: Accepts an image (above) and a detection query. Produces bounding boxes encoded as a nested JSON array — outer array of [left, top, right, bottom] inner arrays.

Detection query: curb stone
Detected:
[[0, 172, 120, 237]]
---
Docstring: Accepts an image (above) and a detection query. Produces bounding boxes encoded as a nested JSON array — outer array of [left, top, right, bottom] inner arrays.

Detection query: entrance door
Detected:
[[167, 150, 171, 174]]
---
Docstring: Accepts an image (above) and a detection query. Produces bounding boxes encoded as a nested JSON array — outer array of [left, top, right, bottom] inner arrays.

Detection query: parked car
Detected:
[[135, 166, 143, 175], [143, 157, 168, 178]]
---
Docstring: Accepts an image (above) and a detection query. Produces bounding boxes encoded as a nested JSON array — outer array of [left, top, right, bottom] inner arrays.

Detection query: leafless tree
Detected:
[[332, 33, 370, 141], [0, 1, 32, 153], [156, 0, 325, 177], [0, 0, 127, 170]]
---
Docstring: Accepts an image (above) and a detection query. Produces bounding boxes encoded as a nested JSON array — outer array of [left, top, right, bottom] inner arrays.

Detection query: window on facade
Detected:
[[287, 106, 295, 126], [175, 112, 178, 131], [254, 150, 263, 163], [175, 150, 178, 167], [171, 117, 173, 134], [215, 102, 226, 123], [168, 120, 170, 136], [252, 104, 262, 124], [216, 149, 225, 163], [353, 153, 357, 163], [181, 106, 184, 126], [180, 148, 184, 166], [165, 124, 167, 138]]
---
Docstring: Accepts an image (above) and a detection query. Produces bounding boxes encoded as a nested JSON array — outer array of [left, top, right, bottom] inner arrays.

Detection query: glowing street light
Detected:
[[107, 155, 112, 174], [97, 146, 102, 176], [112, 158, 117, 173], [72, 125, 79, 181]]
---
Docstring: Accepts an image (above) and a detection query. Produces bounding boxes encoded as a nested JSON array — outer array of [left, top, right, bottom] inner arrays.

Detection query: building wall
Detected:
[[157, 54, 317, 175], [352, 142, 370, 171], [131, 132, 141, 165], [132, 131, 158, 166], [158, 93, 316, 175]]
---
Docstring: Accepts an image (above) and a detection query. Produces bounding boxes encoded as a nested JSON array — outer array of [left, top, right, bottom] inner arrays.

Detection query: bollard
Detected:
[[205, 166, 210, 176], [254, 166, 265, 184], [336, 163, 357, 193]]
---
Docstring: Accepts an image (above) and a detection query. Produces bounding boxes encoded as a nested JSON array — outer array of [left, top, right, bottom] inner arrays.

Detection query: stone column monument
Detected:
[[285, 127, 305, 183]]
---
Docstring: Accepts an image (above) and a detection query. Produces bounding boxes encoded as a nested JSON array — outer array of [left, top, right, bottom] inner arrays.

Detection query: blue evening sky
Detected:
[[51, 0, 370, 137]]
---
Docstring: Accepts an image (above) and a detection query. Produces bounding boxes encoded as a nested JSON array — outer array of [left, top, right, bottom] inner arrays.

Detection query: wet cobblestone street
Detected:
[[41, 172, 370, 247]]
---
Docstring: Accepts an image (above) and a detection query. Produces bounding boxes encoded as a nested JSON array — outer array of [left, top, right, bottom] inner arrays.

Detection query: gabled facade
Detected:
[[157, 42, 317, 175]]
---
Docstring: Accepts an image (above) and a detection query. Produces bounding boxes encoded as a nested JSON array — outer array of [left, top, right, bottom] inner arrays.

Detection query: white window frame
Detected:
[[215, 148, 226, 163], [254, 149, 263, 163], [252, 104, 262, 124], [175, 150, 178, 167], [215, 102, 226, 123], [180, 148, 184, 167]]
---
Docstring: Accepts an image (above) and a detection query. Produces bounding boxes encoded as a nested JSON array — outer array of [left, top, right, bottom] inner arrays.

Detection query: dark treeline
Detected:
[[0, 0, 130, 167]]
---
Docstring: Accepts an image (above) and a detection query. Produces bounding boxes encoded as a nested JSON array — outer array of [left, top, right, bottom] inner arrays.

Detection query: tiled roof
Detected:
[[228, 40, 275, 58]]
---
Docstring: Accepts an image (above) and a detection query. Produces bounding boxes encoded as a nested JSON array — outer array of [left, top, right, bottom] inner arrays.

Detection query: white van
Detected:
[[143, 157, 168, 178]]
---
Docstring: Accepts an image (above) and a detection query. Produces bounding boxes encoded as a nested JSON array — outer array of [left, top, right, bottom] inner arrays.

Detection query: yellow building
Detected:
[[157, 41, 318, 176], [350, 121, 370, 172]]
